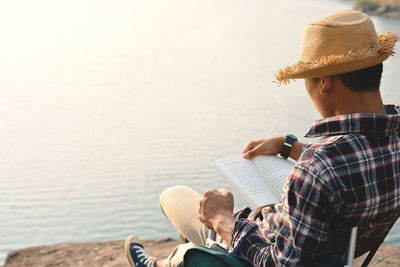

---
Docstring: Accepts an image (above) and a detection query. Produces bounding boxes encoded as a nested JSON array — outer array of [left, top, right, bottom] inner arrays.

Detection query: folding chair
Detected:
[[345, 227, 357, 267], [204, 218, 398, 267], [345, 219, 399, 267], [315, 227, 358, 267]]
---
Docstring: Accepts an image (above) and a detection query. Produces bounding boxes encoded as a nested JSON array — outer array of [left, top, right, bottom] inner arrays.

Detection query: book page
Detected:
[[214, 155, 278, 209], [253, 155, 295, 199]]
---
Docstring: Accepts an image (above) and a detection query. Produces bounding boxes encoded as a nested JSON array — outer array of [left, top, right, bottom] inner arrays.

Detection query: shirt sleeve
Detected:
[[302, 143, 312, 152], [229, 155, 338, 266], [230, 219, 276, 266]]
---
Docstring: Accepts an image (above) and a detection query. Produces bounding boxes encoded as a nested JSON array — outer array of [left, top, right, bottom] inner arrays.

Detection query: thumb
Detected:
[[219, 188, 232, 196], [244, 147, 260, 159], [204, 188, 218, 197]]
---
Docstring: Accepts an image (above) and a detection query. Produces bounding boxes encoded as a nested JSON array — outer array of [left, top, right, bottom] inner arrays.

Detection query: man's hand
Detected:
[[199, 188, 236, 244], [242, 136, 304, 161], [241, 137, 285, 160]]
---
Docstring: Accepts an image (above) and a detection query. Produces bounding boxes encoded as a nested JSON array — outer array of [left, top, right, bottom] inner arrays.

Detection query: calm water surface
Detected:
[[1, 0, 400, 263]]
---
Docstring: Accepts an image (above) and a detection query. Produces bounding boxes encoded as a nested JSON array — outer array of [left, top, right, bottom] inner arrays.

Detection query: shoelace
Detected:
[[133, 245, 157, 267]]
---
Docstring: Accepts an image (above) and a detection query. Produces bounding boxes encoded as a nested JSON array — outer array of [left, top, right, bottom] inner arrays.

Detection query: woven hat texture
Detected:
[[275, 10, 399, 85]]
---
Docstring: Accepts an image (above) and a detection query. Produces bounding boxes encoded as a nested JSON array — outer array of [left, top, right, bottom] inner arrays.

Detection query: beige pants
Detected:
[[159, 185, 223, 267]]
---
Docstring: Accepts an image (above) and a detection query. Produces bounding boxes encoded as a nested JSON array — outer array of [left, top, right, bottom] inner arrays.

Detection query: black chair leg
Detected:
[[361, 246, 379, 267]]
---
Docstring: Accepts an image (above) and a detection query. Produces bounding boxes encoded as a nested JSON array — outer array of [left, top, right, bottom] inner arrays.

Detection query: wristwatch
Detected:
[[280, 134, 297, 159]]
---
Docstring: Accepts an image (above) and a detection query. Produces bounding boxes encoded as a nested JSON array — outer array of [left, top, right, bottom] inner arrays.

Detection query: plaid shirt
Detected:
[[230, 105, 400, 266]]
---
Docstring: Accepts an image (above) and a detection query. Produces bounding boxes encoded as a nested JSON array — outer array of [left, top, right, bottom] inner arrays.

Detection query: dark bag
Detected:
[[181, 246, 254, 267]]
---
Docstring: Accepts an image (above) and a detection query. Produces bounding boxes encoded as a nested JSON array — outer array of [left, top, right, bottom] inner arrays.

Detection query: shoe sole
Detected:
[[124, 235, 137, 267]]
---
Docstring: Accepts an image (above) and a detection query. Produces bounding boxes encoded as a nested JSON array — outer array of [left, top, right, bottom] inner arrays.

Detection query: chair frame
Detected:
[[208, 226, 386, 267]]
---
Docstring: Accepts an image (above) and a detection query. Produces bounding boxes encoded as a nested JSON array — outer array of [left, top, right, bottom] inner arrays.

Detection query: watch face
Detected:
[[285, 134, 297, 144]]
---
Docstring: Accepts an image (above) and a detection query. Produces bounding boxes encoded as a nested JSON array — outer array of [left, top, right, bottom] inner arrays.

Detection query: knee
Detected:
[[159, 185, 194, 208]]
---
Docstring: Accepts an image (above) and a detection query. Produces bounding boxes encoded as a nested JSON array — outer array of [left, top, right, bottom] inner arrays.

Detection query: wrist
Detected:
[[211, 213, 236, 244], [280, 134, 297, 159], [274, 136, 285, 155]]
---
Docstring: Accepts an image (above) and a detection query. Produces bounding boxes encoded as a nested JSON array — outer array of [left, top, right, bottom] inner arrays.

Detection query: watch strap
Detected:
[[280, 134, 297, 159]]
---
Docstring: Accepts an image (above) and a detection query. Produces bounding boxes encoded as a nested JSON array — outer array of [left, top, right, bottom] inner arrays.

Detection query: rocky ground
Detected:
[[3, 238, 400, 267], [3, 237, 181, 267]]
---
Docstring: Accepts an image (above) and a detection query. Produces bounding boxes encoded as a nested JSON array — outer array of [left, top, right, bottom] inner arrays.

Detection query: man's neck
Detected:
[[334, 89, 386, 116]]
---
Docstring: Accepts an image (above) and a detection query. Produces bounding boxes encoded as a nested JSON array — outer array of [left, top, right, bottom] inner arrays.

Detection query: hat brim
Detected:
[[275, 32, 399, 85]]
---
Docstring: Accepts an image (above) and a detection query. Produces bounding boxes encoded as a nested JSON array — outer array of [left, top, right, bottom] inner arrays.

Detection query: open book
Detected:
[[213, 155, 295, 210]]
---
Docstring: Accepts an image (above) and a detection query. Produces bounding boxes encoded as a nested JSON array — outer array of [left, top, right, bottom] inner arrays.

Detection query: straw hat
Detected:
[[275, 10, 399, 85]]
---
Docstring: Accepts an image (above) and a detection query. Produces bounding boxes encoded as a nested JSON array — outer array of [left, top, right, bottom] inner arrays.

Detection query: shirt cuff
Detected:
[[229, 219, 259, 255], [301, 143, 312, 153]]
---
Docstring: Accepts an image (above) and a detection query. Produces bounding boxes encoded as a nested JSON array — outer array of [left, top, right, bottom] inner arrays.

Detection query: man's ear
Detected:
[[319, 76, 332, 95]]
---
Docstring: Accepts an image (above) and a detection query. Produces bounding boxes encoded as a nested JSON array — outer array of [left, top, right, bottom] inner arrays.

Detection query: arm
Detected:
[[198, 188, 236, 246], [198, 188, 281, 265], [241, 136, 306, 161], [229, 160, 338, 266]]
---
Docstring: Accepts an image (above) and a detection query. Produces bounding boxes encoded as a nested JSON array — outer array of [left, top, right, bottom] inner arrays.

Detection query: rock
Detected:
[[3, 239, 400, 266], [356, 0, 400, 17]]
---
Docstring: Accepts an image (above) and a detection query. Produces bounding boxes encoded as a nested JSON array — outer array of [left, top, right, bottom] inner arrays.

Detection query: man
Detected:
[[125, 10, 400, 266]]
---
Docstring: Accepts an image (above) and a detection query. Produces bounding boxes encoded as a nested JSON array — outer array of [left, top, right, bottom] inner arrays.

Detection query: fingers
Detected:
[[198, 200, 205, 221], [241, 140, 255, 154], [241, 141, 256, 159], [241, 140, 263, 159], [198, 193, 214, 229], [220, 188, 234, 207], [241, 137, 284, 159], [244, 149, 255, 159], [204, 188, 218, 197], [243, 144, 262, 160], [204, 188, 232, 198], [199, 188, 234, 230], [200, 189, 217, 223], [219, 188, 232, 197], [198, 202, 208, 227]]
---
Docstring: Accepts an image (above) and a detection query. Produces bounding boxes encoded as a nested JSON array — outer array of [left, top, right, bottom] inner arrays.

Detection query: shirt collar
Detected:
[[305, 105, 400, 138]]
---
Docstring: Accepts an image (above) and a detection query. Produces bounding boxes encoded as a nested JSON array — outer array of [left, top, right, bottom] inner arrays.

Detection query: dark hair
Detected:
[[336, 63, 383, 91]]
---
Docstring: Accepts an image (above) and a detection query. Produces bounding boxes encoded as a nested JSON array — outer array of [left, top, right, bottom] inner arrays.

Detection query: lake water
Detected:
[[1, 0, 400, 264]]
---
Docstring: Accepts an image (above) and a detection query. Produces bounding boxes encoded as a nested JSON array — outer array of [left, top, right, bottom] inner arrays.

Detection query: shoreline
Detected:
[[3, 238, 400, 266], [356, 0, 400, 17]]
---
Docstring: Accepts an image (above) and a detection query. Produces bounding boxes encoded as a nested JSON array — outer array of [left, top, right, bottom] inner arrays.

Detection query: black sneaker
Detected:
[[125, 235, 157, 267]]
